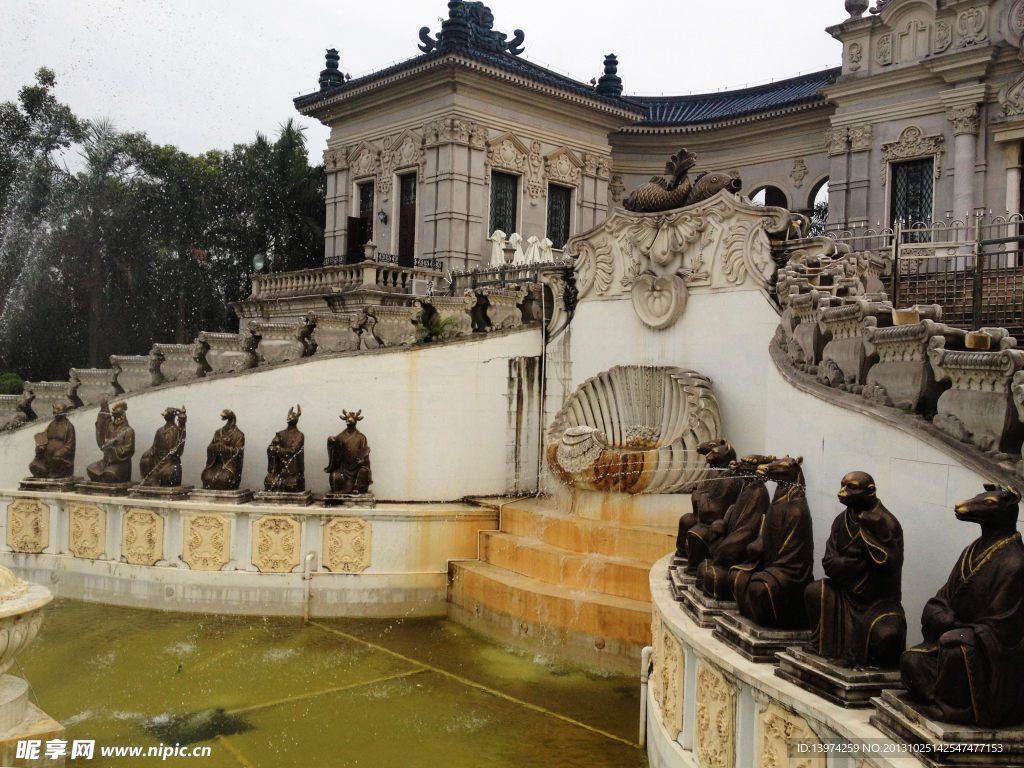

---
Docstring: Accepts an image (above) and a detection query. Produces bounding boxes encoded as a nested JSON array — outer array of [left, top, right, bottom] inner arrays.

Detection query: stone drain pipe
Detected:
[[639, 645, 653, 747], [303, 551, 317, 623]]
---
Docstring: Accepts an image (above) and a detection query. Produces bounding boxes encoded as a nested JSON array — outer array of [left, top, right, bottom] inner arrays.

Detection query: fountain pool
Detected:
[[18, 600, 647, 767]]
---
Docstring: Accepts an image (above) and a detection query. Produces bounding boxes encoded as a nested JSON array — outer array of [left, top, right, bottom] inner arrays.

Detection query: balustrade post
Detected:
[[972, 218, 984, 330]]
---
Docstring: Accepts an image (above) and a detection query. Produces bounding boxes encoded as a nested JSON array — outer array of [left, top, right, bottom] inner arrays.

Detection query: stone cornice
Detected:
[[615, 99, 833, 135]]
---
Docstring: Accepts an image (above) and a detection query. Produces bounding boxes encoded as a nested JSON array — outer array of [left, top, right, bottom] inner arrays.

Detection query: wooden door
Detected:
[[398, 174, 417, 267]]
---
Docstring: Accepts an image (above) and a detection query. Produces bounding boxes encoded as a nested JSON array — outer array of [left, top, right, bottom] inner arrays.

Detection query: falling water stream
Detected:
[[17, 600, 648, 768]]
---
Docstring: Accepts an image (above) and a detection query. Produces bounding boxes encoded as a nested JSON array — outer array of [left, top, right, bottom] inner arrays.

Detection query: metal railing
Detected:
[[448, 259, 574, 293]]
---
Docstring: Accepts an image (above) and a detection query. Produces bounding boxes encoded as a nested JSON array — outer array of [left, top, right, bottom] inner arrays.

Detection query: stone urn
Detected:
[[846, 0, 869, 17], [0, 566, 54, 740]]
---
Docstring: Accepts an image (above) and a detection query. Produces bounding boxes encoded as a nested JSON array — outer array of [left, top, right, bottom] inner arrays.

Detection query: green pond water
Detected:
[[18, 600, 648, 767]]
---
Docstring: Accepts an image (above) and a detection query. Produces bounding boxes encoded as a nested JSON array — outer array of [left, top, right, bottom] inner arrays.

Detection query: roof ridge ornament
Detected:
[[595, 53, 623, 98], [418, 1, 525, 56], [318, 48, 345, 91]]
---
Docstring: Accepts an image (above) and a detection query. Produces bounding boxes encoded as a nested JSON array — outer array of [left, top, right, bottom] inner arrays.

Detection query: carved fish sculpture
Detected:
[[622, 148, 742, 213]]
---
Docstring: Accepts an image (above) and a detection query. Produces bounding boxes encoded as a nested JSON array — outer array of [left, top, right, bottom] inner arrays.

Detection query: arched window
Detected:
[[750, 185, 788, 208], [809, 178, 828, 236]]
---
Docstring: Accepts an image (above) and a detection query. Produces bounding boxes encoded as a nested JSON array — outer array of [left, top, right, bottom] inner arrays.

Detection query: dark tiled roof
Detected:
[[629, 68, 839, 127], [294, 45, 646, 116]]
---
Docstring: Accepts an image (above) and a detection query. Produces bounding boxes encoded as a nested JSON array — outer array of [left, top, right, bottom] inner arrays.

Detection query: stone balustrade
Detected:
[[197, 330, 259, 374], [787, 291, 839, 370], [23, 381, 78, 418], [308, 311, 362, 354], [111, 354, 161, 393], [366, 304, 423, 347], [69, 369, 122, 407], [0, 396, 29, 430], [422, 294, 476, 338], [152, 342, 206, 382], [817, 298, 893, 388], [928, 329, 1024, 452], [249, 264, 366, 300], [249, 319, 315, 365], [475, 287, 526, 332]]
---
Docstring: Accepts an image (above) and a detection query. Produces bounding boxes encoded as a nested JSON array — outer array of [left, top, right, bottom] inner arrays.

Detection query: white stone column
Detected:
[[1005, 142, 1022, 217], [945, 103, 981, 221]]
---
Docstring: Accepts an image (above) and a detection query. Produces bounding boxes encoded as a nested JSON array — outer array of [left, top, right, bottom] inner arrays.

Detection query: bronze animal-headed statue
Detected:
[[728, 456, 815, 629], [675, 439, 741, 569], [201, 410, 245, 491], [325, 409, 373, 498], [804, 472, 906, 668], [901, 483, 1024, 727], [86, 399, 135, 486], [28, 404, 76, 480], [622, 149, 742, 214], [264, 405, 305, 493], [138, 406, 187, 487]]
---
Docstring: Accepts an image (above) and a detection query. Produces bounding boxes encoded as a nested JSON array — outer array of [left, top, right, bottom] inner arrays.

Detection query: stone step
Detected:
[[499, 501, 675, 564], [447, 560, 652, 675], [480, 531, 652, 602]]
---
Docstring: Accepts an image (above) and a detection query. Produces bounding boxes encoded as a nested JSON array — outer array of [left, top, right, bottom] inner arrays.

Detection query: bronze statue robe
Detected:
[[678, 466, 744, 570], [808, 502, 906, 666], [902, 533, 1024, 727], [729, 486, 815, 629], [29, 417, 75, 478], [697, 477, 770, 600], [326, 428, 372, 494], [202, 424, 245, 490], [139, 420, 185, 487], [86, 410, 135, 483], [265, 426, 304, 492]]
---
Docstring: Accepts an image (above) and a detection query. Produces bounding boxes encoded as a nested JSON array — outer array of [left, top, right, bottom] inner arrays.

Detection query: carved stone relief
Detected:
[[323, 517, 372, 572], [947, 104, 980, 136], [6, 499, 48, 554], [876, 32, 893, 65], [69, 503, 105, 560], [1003, 70, 1024, 117], [324, 147, 349, 172], [1010, 0, 1024, 45], [896, 20, 930, 62], [935, 20, 952, 53], [880, 126, 944, 185], [183, 513, 231, 571], [825, 127, 849, 157], [582, 152, 611, 180], [758, 703, 825, 768], [849, 124, 875, 152], [661, 629, 685, 741], [378, 130, 425, 198], [122, 508, 164, 566], [546, 147, 582, 188], [956, 7, 988, 47], [252, 515, 301, 573], [609, 175, 625, 203], [349, 143, 380, 181], [694, 661, 736, 768], [527, 140, 545, 204], [848, 42, 863, 72], [790, 159, 808, 189], [422, 118, 486, 147]]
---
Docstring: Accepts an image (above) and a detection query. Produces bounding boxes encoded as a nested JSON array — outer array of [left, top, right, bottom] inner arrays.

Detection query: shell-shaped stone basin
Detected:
[[0, 566, 52, 676]]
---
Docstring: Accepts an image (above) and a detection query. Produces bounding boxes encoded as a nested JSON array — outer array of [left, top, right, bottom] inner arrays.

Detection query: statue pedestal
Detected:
[[75, 481, 134, 497], [679, 586, 736, 629], [668, 568, 695, 601], [188, 488, 255, 505], [712, 612, 810, 664], [323, 492, 376, 508], [775, 647, 903, 708], [669, 554, 687, 570], [129, 485, 193, 501], [870, 689, 1024, 766], [0, 675, 64, 767], [252, 490, 314, 507], [18, 477, 82, 493]]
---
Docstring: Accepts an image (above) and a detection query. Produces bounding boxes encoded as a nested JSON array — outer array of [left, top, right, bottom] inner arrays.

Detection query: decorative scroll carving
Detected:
[[323, 517, 372, 572], [1001, 67, 1024, 117], [486, 133, 528, 175], [661, 629, 685, 740], [849, 124, 875, 152], [582, 152, 611, 179], [758, 703, 824, 768], [69, 503, 105, 560], [876, 32, 893, 65], [323, 147, 348, 171], [848, 42, 863, 71], [7, 500, 48, 554], [545, 147, 582, 188], [825, 127, 849, 157], [527, 140, 545, 204], [423, 118, 485, 147], [695, 661, 736, 768], [880, 126, 944, 186], [956, 7, 988, 47], [947, 104, 980, 137], [790, 159, 808, 189], [183, 513, 231, 571], [349, 142, 380, 180], [252, 515, 301, 573], [935, 20, 952, 53], [379, 130, 425, 198], [122, 508, 164, 566]]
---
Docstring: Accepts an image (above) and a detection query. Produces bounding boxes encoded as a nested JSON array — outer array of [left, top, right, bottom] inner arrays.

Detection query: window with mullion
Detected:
[[547, 184, 572, 250], [489, 172, 519, 236]]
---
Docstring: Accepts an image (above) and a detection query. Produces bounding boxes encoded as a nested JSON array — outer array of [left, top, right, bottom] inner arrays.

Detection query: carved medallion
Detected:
[[252, 515, 301, 573], [323, 517, 371, 572], [183, 513, 231, 571], [934, 20, 952, 53], [695, 661, 736, 768], [661, 629, 685, 741], [69, 503, 105, 560], [848, 42, 862, 72], [758, 703, 824, 768], [6, 499, 48, 554], [876, 33, 893, 66], [957, 7, 987, 47], [122, 508, 164, 566]]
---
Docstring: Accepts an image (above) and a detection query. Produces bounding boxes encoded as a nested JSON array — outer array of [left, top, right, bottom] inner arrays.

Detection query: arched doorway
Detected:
[[750, 185, 789, 208], [809, 178, 829, 236]]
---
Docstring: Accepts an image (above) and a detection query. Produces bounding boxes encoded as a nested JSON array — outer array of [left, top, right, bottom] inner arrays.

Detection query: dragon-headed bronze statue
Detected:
[[622, 148, 742, 213]]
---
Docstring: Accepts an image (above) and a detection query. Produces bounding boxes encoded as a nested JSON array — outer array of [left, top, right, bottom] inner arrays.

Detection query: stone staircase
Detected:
[[447, 493, 684, 674]]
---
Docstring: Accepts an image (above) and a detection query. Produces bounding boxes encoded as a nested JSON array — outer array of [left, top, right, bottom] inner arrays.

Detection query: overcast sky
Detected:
[[2, 1, 844, 163]]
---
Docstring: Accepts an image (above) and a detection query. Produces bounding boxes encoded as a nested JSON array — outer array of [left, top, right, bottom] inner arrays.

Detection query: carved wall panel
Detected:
[[422, 118, 486, 147], [876, 32, 893, 65], [661, 629, 685, 741], [323, 517, 372, 572], [609, 175, 625, 203], [545, 147, 582, 188], [935, 20, 952, 53], [790, 159, 808, 189], [6, 500, 48, 554], [252, 514, 301, 573], [378, 130, 425, 198], [825, 127, 849, 157], [349, 142, 380, 181], [324, 147, 349, 172], [758, 703, 825, 768], [485, 133, 545, 205], [847, 42, 863, 72], [69, 503, 105, 560], [956, 7, 987, 47], [694, 661, 736, 768], [183, 513, 231, 571], [122, 508, 164, 566], [849, 124, 875, 153], [895, 19, 930, 62], [880, 126, 944, 186]]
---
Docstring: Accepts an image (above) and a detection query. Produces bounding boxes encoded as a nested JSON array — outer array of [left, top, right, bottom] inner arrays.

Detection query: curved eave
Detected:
[[617, 97, 834, 135], [297, 53, 647, 123]]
